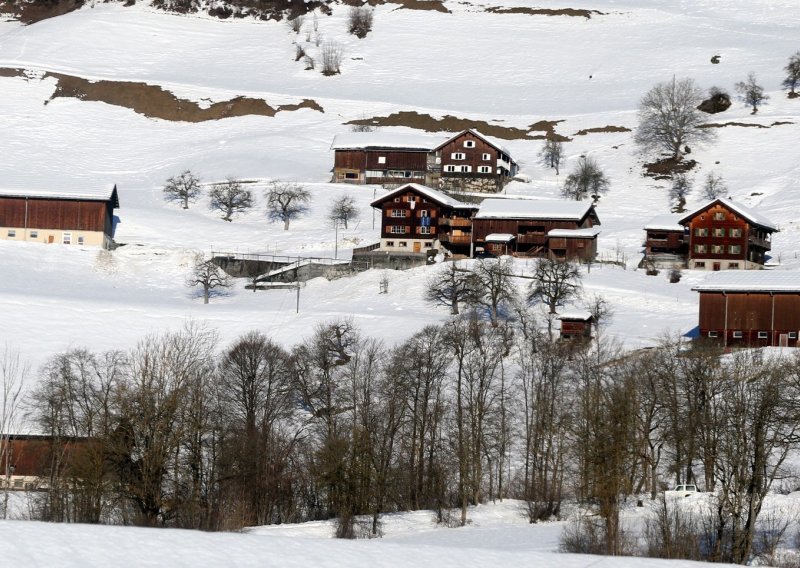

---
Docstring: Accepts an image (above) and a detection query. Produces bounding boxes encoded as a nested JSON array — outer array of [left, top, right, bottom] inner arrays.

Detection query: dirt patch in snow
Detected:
[[644, 157, 697, 180], [386, 0, 449, 12], [8, 69, 324, 121], [347, 112, 565, 140], [573, 125, 631, 136], [699, 121, 768, 129], [485, 6, 603, 18], [0, 67, 25, 78], [0, 0, 84, 24]]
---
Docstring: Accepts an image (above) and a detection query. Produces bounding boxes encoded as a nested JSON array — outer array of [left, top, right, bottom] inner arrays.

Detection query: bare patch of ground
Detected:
[[644, 157, 697, 180], [0, 0, 84, 24], [789, 92, 799, 99], [0, 67, 324, 121], [385, 0, 449, 13], [347, 111, 565, 140], [699, 121, 768, 129], [485, 6, 603, 18], [573, 125, 631, 136]]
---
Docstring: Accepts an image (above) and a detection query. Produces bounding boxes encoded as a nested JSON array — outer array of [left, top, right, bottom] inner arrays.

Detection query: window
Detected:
[[712, 228, 725, 237], [399, 241, 407, 247], [62, 232, 72, 245], [404, 196, 417, 203], [729, 245, 741, 254], [461, 165, 472, 173], [391, 209, 405, 218], [7, 229, 15, 238], [424, 242, 432, 248], [420, 210, 429, 217], [695, 228, 708, 237], [694, 244, 707, 253], [445, 165, 457, 172], [711, 245, 724, 254], [478, 166, 492, 173], [367, 170, 386, 178], [378, 156, 386, 164], [394, 197, 400, 202], [708, 331, 718, 338], [730, 228, 742, 237], [729, 262, 740, 269], [732, 331, 743, 339], [419, 226, 431, 235], [695, 261, 706, 268], [30, 231, 38, 238], [482, 153, 491, 161], [390, 226, 407, 234], [386, 241, 395, 247], [714, 212, 726, 220], [451, 152, 465, 160], [758, 331, 769, 339], [464, 140, 476, 148], [789, 332, 798, 339], [78, 236, 85, 245]]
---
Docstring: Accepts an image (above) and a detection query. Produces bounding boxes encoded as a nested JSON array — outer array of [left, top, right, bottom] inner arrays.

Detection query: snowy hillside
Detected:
[[0, 2, 798, 370]]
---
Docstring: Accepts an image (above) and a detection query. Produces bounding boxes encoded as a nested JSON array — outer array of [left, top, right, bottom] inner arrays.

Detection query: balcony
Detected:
[[517, 234, 547, 245], [439, 234, 472, 245], [748, 235, 771, 250], [438, 217, 472, 228]]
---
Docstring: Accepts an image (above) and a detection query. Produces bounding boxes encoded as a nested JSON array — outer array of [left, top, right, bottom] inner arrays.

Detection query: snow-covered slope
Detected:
[[0, 0, 798, 370]]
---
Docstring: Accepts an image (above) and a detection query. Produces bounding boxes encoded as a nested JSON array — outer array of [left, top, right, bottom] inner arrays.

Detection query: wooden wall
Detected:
[[698, 291, 800, 346], [0, 196, 111, 233]]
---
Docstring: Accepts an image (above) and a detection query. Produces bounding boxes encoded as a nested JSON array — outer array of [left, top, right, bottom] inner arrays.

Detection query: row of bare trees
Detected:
[[11, 319, 800, 563]]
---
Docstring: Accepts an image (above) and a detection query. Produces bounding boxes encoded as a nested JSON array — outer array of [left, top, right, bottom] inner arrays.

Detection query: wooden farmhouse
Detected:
[[678, 198, 777, 270], [330, 132, 445, 186], [692, 271, 800, 348], [433, 129, 518, 193], [558, 311, 594, 342], [0, 185, 119, 249], [370, 183, 478, 255], [0, 434, 89, 491], [472, 198, 600, 260], [331, 129, 518, 192], [643, 214, 687, 267]]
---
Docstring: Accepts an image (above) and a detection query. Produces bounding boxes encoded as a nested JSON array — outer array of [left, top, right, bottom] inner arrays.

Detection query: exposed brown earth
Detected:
[[699, 121, 769, 129], [0, 0, 84, 24], [347, 111, 565, 140], [386, 0, 449, 13], [485, 6, 603, 18], [573, 125, 631, 136], [0, 67, 323, 121], [644, 157, 697, 180]]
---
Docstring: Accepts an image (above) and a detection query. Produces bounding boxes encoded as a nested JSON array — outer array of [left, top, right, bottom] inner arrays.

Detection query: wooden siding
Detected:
[[334, 149, 428, 171], [645, 229, 686, 255], [439, 132, 500, 178], [0, 196, 111, 233], [473, 214, 597, 260], [698, 291, 800, 347], [685, 202, 773, 266]]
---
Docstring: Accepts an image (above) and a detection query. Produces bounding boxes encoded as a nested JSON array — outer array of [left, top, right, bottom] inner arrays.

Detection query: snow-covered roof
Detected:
[[692, 271, 800, 293], [644, 214, 684, 232], [475, 198, 596, 221], [0, 185, 119, 206], [331, 132, 447, 151], [558, 311, 593, 321], [547, 227, 602, 238], [679, 197, 778, 232], [433, 129, 513, 159], [485, 233, 515, 242], [370, 183, 478, 209]]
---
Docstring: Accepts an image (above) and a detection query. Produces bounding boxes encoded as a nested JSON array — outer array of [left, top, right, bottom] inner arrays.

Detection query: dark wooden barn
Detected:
[[0, 185, 119, 249], [433, 129, 518, 193], [0, 434, 90, 491], [692, 271, 800, 347], [643, 214, 687, 268], [558, 311, 594, 342]]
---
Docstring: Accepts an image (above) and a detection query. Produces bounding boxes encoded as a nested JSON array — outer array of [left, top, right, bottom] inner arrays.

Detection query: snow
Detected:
[[644, 214, 684, 232], [558, 311, 594, 321], [370, 183, 477, 210], [485, 233, 515, 242], [0, 185, 117, 202], [548, 227, 602, 238], [692, 270, 800, 292], [476, 198, 595, 221], [330, 132, 447, 151], [678, 197, 780, 231]]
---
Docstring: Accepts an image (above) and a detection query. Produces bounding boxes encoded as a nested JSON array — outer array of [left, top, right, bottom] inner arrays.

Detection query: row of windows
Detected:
[[388, 226, 432, 235], [385, 241, 433, 248], [449, 152, 493, 161], [7, 230, 83, 245], [694, 244, 741, 254], [708, 331, 797, 339], [444, 165, 494, 174], [390, 209, 430, 218], [694, 262, 740, 269], [695, 227, 742, 237], [366, 170, 425, 178], [392, 195, 428, 203]]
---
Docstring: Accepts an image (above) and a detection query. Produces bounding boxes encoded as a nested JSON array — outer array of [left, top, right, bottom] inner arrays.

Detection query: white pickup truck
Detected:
[[665, 484, 698, 498]]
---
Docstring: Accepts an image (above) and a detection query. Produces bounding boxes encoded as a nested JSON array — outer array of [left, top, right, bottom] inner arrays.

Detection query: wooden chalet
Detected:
[[330, 132, 446, 186], [370, 183, 478, 255], [472, 198, 600, 260], [433, 129, 518, 193], [692, 271, 800, 348], [678, 198, 777, 270], [558, 311, 594, 342], [0, 185, 119, 249], [643, 214, 687, 267], [0, 434, 90, 491]]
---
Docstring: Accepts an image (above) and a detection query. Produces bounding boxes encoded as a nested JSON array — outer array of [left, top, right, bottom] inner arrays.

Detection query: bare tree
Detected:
[[208, 178, 253, 222], [783, 51, 800, 96], [348, 6, 373, 39], [562, 156, 609, 201], [0, 345, 26, 520], [634, 77, 715, 159], [735, 72, 769, 114], [187, 254, 231, 304], [425, 262, 480, 315], [328, 195, 359, 229], [701, 172, 728, 200], [321, 40, 343, 76], [265, 181, 311, 230], [539, 138, 564, 175], [471, 257, 518, 327], [668, 173, 692, 212], [528, 258, 582, 337], [164, 170, 202, 209]]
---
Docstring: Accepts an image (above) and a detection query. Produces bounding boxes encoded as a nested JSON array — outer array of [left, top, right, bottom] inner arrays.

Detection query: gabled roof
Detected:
[[433, 129, 513, 159], [558, 311, 594, 321], [644, 214, 684, 232], [0, 185, 119, 208], [370, 183, 478, 210], [679, 197, 778, 232], [692, 271, 800, 293], [475, 198, 598, 222], [331, 132, 447, 151]]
